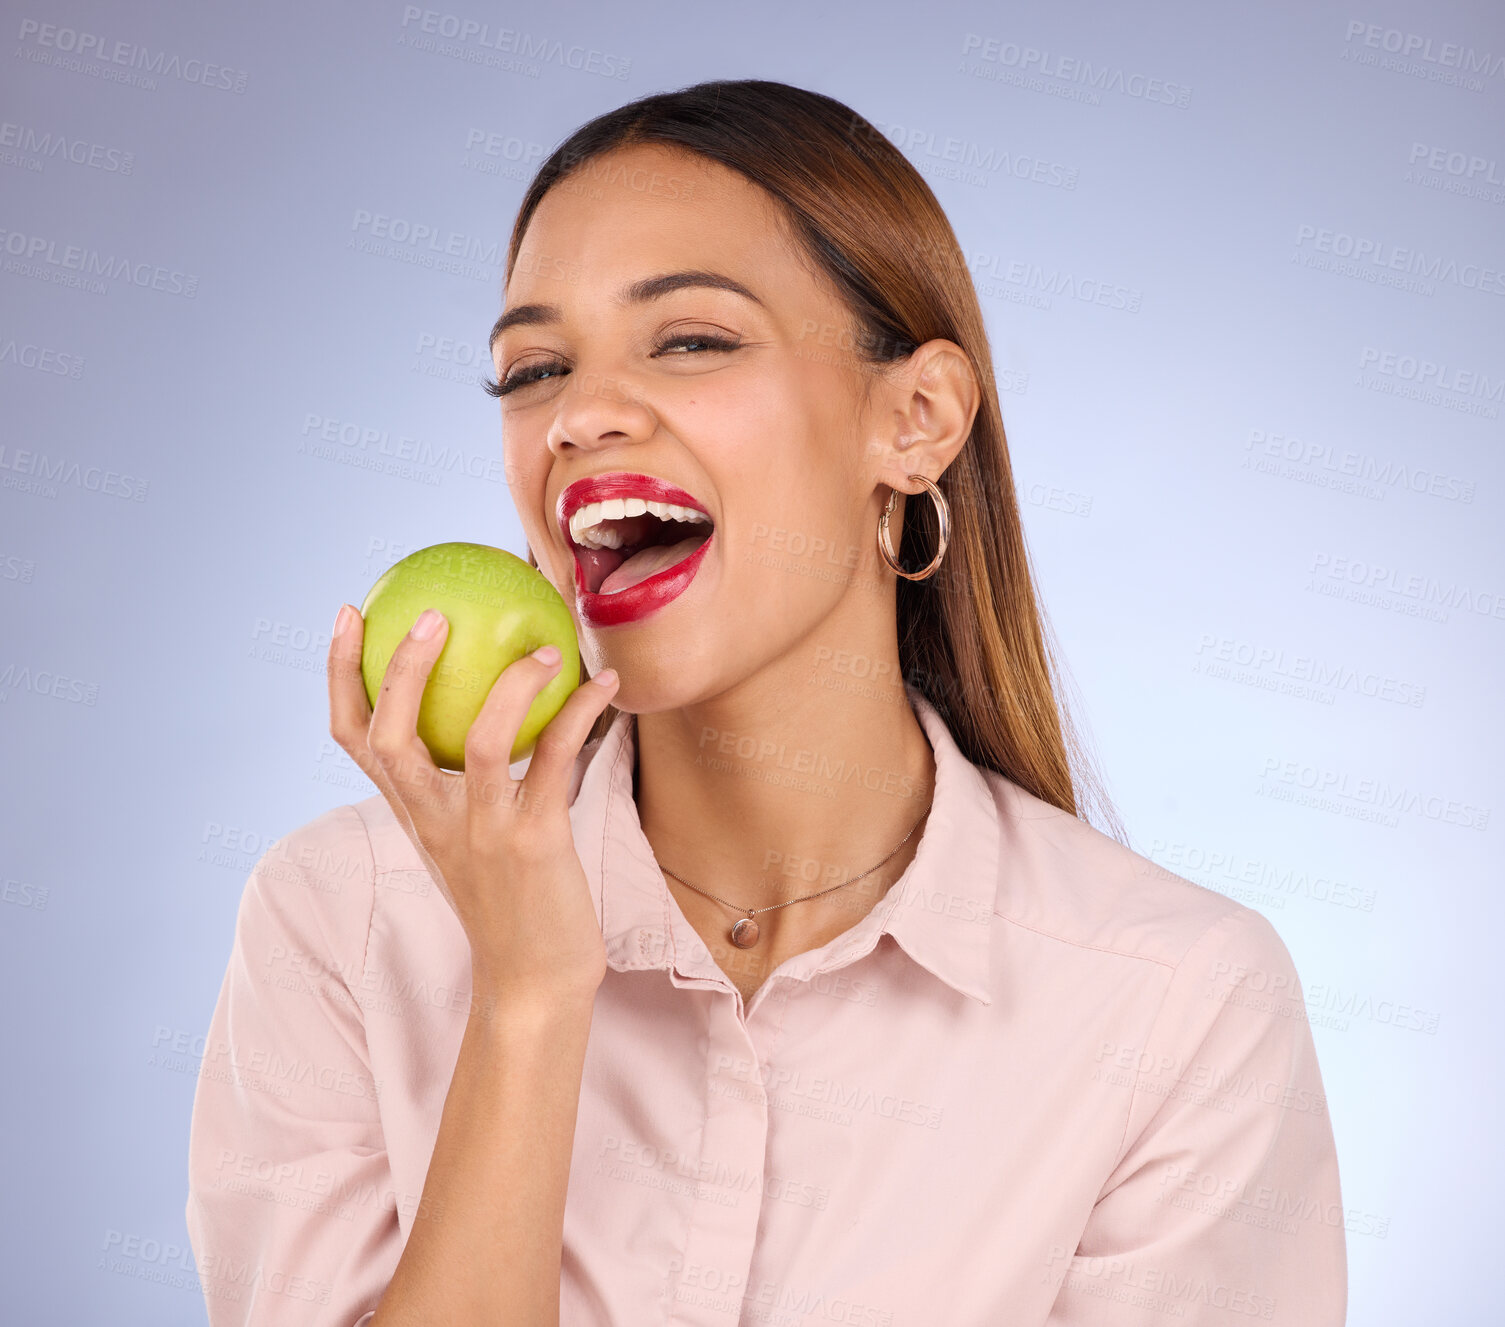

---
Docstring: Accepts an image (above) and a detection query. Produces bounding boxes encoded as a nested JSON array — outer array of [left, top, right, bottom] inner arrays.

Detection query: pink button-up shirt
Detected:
[[186, 686, 1347, 1325]]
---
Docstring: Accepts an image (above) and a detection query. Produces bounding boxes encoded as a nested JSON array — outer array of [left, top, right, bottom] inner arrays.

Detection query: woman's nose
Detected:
[[547, 367, 657, 456]]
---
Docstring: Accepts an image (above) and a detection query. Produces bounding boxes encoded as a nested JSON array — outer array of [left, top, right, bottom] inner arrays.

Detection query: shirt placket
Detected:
[[659, 908, 796, 1326]]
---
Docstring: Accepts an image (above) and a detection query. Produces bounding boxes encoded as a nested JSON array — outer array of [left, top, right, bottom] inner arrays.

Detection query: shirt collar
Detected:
[[569, 683, 999, 1006]]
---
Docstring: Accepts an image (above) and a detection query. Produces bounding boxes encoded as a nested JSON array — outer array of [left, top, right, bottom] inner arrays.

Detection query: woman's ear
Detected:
[[866, 339, 980, 493]]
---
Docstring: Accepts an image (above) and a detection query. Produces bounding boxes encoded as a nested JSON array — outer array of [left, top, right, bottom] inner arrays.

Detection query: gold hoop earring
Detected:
[[877, 475, 950, 582]]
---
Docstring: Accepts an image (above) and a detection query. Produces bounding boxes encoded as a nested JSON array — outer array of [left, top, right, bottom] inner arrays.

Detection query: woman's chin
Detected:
[[584, 654, 724, 719], [590, 676, 686, 717]]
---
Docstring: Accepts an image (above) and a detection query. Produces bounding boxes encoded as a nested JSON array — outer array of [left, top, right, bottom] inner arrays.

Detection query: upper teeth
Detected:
[[568, 497, 711, 550]]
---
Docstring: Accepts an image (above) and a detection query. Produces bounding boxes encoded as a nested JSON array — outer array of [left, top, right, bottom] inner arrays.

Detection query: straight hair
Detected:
[[496, 79, 1125, 841]]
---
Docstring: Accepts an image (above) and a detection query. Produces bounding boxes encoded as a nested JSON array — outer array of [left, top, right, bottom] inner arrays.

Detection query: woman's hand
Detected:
[[327, 603, 620, 1007]]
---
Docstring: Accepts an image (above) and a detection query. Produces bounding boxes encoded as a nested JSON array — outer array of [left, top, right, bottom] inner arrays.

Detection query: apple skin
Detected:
[[359, 542, 580, 770]]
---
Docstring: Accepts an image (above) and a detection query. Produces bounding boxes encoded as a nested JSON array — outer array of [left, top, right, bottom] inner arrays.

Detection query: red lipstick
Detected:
[[555, 472, 714, 628]]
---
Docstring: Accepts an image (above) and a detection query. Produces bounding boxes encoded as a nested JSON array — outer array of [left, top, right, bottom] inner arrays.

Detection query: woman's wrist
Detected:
[[467, 978, 599, 1041]]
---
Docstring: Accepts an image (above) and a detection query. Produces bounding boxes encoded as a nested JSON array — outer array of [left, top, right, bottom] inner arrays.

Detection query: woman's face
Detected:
[[493, 143, 898, 712]]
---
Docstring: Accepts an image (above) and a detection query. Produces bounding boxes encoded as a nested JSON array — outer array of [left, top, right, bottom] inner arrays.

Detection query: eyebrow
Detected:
[[488, 269, 764, 353]]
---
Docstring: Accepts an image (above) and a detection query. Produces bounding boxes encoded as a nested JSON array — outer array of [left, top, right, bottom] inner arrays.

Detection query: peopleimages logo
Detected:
[[1357, 346, 1503, 411], [346, 209, 503, 281], [1258, 755, 1489, 831], [298, 413, 510, 487], [1150, 837, 1379, 912], [959, 33, 1192, 107], [15, 18, 249, 92], [0, 339, 84, 377], [1342, 20, 1505, 84], [396, 7, 632, 80], [865, 118, 1079, 191], [1244, 428, 1475, 503], [0, 227, 198, 297], [1194, 630, 1427, 708], [965, 250, 1143, 313], [1307, 551, 1505, 624], [0, 443, 151, 502], [1293, 224, 1505, 296], [1407, 142, 1505, 185], [0, 121, 135, 174]]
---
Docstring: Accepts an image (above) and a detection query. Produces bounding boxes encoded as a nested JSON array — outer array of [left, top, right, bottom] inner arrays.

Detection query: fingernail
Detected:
[[411, 609, 444, 640], [593, 668, 618, 687], [533, 644, 561, 665], [332, 605, 355, 637]]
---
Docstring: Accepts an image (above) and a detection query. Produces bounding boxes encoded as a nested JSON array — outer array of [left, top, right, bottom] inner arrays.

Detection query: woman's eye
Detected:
[[652, 332, 741, 357], [493, 359, 565, 396], [489, 333, 740, 398]]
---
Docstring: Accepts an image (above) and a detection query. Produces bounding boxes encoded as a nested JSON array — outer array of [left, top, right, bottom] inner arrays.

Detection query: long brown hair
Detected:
[[498, 79, 1125, 841]]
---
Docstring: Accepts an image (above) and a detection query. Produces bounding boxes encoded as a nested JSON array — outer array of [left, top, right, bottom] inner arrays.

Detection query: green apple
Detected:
[[359, 542, 580, 770]]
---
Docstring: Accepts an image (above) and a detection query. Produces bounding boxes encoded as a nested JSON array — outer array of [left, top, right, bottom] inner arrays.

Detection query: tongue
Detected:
[[598, 534, 708, 595]]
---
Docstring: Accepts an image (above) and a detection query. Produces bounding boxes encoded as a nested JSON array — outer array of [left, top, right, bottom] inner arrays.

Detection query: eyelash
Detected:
[[482, 333, 741, 399]]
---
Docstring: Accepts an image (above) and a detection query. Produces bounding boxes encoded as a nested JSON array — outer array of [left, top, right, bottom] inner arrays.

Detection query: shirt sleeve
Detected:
[[185, 803, 402, 1326], [1045, 906, 1348, 1326]]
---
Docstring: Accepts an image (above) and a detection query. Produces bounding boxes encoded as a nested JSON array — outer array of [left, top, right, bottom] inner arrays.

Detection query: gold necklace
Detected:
[[659, 802, 931, 949]]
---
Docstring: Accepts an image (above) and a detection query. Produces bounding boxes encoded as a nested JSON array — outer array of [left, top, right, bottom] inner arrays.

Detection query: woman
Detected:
[[186, 80, 1346, 1325]]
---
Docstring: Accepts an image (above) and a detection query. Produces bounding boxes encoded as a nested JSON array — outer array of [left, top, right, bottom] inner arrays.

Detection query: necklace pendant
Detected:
[[730, 916, 760, 948]]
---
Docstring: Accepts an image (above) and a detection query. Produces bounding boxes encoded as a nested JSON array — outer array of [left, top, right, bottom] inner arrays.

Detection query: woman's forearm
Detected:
[[370, 990, 596, 1326]]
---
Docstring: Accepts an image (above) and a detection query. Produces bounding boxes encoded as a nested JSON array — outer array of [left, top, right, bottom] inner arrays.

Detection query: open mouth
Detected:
[[569, 499, 713, 594], [556, 473, 715, 623]]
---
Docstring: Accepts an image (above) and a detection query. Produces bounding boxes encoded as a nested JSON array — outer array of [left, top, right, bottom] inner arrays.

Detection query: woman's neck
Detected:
[[631, 640, 936, 962]]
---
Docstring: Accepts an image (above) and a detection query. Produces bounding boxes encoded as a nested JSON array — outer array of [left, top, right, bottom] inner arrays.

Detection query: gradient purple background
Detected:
[[2, 1, 1500, 1321]]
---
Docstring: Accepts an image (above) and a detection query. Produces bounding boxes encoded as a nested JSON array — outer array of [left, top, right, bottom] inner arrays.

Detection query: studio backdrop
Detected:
[[2, 1, 1500, 1322]]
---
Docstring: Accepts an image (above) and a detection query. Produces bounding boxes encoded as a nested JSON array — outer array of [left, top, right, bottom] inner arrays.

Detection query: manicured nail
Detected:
[[332, 604, 355, 637], [533, 645, 561, 665], [411, 609, 444, 640], [593, 668, 618, 687]]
